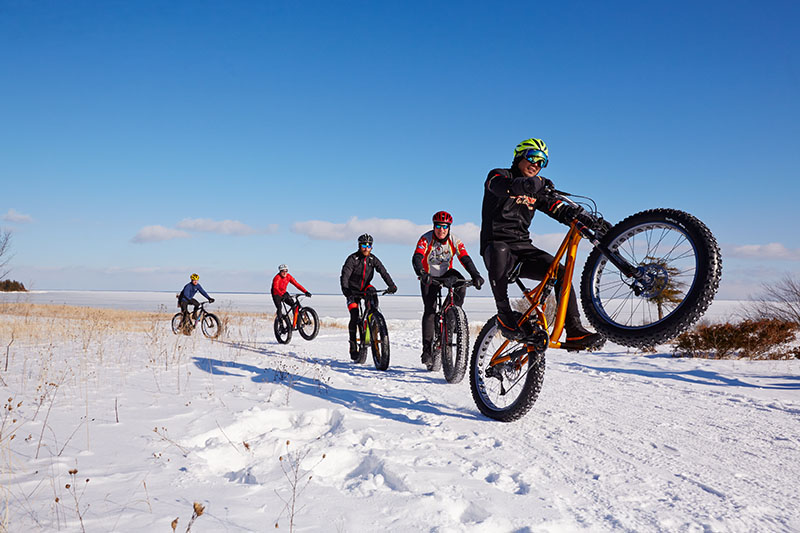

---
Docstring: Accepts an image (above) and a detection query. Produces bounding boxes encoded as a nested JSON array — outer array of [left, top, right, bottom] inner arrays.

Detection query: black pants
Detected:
[[420, 269, 465, 353], [272, 293, 294, 316], [179, 298, 200, 316], [482, 240, 581, 329]]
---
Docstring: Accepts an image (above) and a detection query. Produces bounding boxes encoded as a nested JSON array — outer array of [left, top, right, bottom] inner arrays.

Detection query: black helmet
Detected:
[[358, 233, 373, 246]]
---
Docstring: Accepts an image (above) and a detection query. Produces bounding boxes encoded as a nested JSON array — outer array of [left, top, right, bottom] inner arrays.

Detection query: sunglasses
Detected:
[[360, 243, 372, 249], [522, 149, 548, 168], [434, 223, 450, 230]]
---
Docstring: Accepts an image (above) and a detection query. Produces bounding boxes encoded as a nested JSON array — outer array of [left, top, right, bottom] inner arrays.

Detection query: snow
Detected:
[[1, 295, 798, 532]]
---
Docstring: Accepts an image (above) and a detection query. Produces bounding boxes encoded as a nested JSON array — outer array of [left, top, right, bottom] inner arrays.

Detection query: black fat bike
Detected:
[[428, 276, 474, 383], [274, 294, 320, 344], [351, 289, 392, 371], [470, 188, 722, 422], [171, 301, 221, 339]]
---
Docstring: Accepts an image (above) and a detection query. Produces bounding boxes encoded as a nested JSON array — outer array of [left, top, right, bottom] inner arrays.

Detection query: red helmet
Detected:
[[432, 211, 453, 225]]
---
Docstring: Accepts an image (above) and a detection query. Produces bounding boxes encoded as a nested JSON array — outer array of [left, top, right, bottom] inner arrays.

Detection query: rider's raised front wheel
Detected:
[[297, 307, 320, 341], [441, 306, 469, 384], [580, 208, 722, 348], [470, 317, 546, 422], [171, 313, 183, 335], [370, 313, 391, 371], [201, 313, 222, 339], [274, 314, 293, 344]]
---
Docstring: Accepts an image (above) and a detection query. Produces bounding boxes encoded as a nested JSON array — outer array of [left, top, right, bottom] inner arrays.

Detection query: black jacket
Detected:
[[340, 251, 395, 296], [480, 167, 549, 254]]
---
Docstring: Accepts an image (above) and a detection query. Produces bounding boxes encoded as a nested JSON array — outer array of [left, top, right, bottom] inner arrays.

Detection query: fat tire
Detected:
[[469, 317, 546, 422], [370, 313, 391, 371], [171, 313, 183, 335], [580, 209, 722, 347], [201, 313, 222, 339], [442, 306, 469, 384], [355, 322, 368, 364], [274, 314, 293, 344], [297, 307, 320, 341], [429, 321, 443, 372]]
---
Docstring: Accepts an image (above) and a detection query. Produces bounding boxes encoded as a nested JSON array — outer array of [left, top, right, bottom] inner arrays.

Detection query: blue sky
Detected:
[[1, 0, 798, 299]]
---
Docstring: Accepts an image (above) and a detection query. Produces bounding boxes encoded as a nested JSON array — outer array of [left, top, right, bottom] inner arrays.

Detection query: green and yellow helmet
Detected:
[[513, 138, 549, 167]]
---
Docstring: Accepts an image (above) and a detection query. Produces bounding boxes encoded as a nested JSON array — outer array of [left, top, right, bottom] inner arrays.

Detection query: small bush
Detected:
[[672, 318, 800, 360], [0, 279, 26, 292]]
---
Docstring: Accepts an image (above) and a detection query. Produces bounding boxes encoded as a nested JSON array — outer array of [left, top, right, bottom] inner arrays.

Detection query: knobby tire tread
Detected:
[[274, 314, 292, 344], [469, 317, 546, 422], [201, 313, 222, 339], [442, 306, 469, 384], [298, 307, 320, 341], [371, 313, 391, 371], [580, 209, 722, 348]]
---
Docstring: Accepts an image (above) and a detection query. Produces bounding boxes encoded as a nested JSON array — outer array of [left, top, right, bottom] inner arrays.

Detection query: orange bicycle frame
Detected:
[[489, 221, 584, 367]]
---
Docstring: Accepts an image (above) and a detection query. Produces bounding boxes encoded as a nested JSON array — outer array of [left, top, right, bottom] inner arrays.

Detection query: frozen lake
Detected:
[[0, 289, 745, 324]]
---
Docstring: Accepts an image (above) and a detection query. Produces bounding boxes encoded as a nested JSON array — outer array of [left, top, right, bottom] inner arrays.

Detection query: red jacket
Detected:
[[271, 273, 307, 296]]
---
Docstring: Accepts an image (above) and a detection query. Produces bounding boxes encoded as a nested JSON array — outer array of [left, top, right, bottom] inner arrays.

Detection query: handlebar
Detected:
[[286, 293, 310, 300], [350, 289, 393, 297], [429, 277, 474, 289]]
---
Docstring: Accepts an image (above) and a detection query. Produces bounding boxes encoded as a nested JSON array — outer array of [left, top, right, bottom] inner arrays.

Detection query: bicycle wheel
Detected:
[[354, 321, 368, 364], [273, 314, 293, 344], [297, 307, 320, 341], [580, 209, 722, 347], [470, 317, 546, 422], [171, 313, 183, 335], [201, 313, 222, 339], [442, 306, 469, 384], [370, 312, 391, 371], [428, 316, 443, 372]]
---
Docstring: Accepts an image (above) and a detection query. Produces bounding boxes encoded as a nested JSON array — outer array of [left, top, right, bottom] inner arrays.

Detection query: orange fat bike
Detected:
[[470, 188, 722, 422]]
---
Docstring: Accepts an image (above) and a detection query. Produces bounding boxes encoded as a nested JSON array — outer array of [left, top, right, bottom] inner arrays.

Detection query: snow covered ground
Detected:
[[1, 296, 798, 532]]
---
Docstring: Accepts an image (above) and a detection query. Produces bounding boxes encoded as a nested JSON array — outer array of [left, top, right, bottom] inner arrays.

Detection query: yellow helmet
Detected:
[[190, 273, 199, 281], [514, 138, 549, 167]]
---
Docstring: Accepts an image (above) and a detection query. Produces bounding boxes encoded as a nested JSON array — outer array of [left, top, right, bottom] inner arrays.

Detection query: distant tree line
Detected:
[[0, 279, 26, 292]]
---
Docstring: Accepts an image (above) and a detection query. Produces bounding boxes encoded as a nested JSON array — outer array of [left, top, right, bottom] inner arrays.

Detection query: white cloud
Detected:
[[727, 243, 800, 261], [2, 208, 33, 223], [131, 225, 191, 243], [291, 217, 480, 244], [176, 218, 268, 236]]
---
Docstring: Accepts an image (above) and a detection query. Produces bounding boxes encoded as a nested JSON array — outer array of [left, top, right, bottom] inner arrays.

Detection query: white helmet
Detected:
[[278, 264, 288, 272]]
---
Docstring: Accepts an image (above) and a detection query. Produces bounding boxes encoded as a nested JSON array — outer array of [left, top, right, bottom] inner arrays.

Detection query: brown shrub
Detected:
[[672, 318, 800, 360]]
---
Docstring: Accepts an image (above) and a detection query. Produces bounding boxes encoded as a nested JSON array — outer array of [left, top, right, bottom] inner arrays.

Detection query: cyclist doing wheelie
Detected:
[[271, 264, 311, 318], [481, 138, 603, 351], [412, 210, 485, 369], [179, 273, 215, 320], [341, 233, 397, 361]]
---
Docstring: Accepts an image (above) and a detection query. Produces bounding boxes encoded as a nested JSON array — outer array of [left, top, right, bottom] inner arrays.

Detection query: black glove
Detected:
[[304, 291, 312, 297], [542, 177, 554, 190], [420, 272, 432, 285], [208, 297, 215, 303], [472, 275, 485, 290], [387, 285, 398, 294], [544, 197, 583, 225]]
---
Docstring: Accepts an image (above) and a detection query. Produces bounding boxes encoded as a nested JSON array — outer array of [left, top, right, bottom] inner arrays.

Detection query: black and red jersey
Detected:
[[412, 230, 470, 277], [340, 251, 395, 296], [480, 167, 549, 253]]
